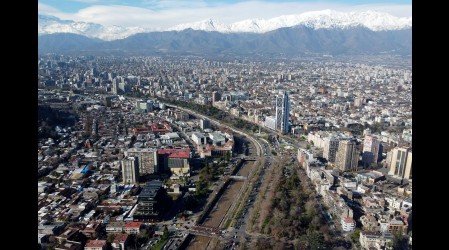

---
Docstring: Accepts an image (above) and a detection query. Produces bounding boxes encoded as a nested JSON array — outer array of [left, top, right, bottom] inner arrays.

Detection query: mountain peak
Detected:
[[168, 18, 230, 32], [38, 10, 412, 41], [38, 14, 150, 41], [167, 10, 411, 33]]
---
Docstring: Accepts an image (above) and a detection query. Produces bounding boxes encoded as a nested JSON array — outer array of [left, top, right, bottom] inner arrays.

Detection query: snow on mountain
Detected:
[[38, 15, 149, 41], [39, 10, 412, 41], [167, 18, 232, 33], [167, 10, 412, 33]]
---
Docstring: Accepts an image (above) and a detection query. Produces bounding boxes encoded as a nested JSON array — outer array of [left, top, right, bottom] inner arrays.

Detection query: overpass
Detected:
[[229, 175, 247, 181]]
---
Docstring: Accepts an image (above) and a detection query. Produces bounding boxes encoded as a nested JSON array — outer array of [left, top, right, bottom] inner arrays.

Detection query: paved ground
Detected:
[[186, 235, 212, 250], [202, 180, 244, 228], [186, 157, 255, 249]]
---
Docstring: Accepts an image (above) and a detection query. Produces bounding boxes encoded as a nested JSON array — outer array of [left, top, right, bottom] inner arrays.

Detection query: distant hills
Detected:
[[38, 26, 411, 56]]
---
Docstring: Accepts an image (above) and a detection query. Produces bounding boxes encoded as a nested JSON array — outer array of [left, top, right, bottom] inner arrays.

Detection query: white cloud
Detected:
[[141, 0, 209, 10], [38, 1, 412, 29]]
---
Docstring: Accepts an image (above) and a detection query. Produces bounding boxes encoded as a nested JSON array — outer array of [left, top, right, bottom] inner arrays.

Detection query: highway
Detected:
[[168, 105, 264, 158], [166, 104, 275, 249]]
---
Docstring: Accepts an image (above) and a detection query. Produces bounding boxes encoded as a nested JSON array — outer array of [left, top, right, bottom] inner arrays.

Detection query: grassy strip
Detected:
[[151, 238, 168, 250]]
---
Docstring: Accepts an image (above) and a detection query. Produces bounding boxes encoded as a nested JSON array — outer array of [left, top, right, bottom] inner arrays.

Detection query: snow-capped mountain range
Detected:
[[38, 10, 412, 41], [38, 15, 150, 41]]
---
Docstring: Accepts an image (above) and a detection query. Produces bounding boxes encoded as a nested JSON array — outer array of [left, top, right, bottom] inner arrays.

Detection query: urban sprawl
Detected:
[[38, 55, 412, 250]]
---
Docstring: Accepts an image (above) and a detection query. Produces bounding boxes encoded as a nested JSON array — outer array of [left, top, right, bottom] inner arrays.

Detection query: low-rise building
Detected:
[[191, 132, 206, 145], [157, 148, 190, 177], [124, 222, 142, 234], [55, 240, 83, 250], [388, 219, 406, 233], [359, 231, 393, 250], [112, 233, 129, 250], [341, 217, 356, 232], [360, 214, 380, 232], [81, 222, 101, 239], [85, 240, 107, 250], [106, 222, 125, 234]]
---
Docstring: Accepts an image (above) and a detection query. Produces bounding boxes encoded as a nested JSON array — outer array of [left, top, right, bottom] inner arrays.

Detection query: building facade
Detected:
[[388, 147, 412, 180], [157, 148, 190, 177], [121, 157, 139, 184], [323, 136, 340, 163], [124, 148, 158, 175], [335, 140, 359, 172], [212, 91, 221, 103], [275, 92, 289, 134], [359, 231, 393, 250], [264, 116, 276, 131], [200, 119, 210, 130], [341, 217, 356, 232], [133, 180, 167, 222], [362, 135, 380, 167]]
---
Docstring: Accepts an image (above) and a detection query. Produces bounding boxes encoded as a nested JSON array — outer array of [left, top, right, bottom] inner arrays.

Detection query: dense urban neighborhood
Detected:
[[38, 54, 412, 250]]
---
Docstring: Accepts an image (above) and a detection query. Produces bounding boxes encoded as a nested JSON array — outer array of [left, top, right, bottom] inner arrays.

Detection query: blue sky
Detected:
[[38, 0, 412, 29]]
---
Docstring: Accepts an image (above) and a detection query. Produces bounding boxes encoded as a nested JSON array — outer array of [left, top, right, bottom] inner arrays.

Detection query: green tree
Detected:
[[389, 229, 409, 250], [107, 234, 116, 243], [307, 228, 325, 250], [351, 228, 361, 247], [162, 225, 169, 240]]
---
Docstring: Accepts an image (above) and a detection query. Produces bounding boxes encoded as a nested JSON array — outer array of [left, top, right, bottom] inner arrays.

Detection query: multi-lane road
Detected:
[[167, 104, 275, 248]]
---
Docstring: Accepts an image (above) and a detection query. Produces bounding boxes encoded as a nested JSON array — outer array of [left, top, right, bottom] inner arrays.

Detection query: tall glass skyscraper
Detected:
[[275, 91, 289, 134]]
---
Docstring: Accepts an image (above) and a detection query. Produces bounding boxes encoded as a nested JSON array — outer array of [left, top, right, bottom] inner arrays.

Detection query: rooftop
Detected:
[[158, 148, 190, 159], [113, 233, 129, 243], [125, 221, 142, 228], [343, 217, 355, 224], [85, 240, 107, 248]]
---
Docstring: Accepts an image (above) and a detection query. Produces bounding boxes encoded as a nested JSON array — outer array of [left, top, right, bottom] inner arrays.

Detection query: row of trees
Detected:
[[195, 157, 226, 198], [258, 168, 326, 249]]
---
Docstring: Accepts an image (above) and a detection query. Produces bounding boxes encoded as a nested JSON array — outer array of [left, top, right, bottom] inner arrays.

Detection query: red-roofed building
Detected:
[[124, 222, 142, 234], [158, 148, 190, 159], [112, 233, 129, 250], [133, 128, 152, 135], [158, 148, 191, 177], [134, 121, 173, 135], [84, 240, 107, 250], [150, 121, 172, 133], [341, 217, 356, 232]]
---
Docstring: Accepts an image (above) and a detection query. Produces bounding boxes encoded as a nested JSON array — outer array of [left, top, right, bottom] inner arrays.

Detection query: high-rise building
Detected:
[[111, 79, 118, 95], [119, 82, 128, 93], [388, 147, 412, 180], [212, 91, 221, 103], [121, 157, 139, 184], [200, 119, 210, 130], [323, 136, 341, 163], [362, 135, 381, 167], [335, 140, 359, 172], [125, 148, 158, 175], [275, 92, 289, 134], [133, 180, 168, 222]]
